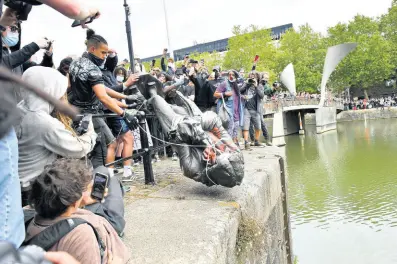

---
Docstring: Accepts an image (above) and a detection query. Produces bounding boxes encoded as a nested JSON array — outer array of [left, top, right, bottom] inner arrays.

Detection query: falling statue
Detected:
[[128, 76, 245, 188]]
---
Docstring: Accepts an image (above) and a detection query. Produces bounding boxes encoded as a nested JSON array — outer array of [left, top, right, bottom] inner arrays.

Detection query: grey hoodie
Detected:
[[16, 67, 97, 186]]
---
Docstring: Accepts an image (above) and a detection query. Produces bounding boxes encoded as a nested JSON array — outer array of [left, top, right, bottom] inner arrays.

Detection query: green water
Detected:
[[286, 119, 397, 264]]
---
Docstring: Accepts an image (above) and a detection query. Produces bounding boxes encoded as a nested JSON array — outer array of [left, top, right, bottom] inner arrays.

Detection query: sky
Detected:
[[19, 0, 393, 65]]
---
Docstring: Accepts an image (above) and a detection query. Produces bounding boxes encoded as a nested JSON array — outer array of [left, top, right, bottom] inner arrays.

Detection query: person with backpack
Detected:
[[24, 158, 130, 264]]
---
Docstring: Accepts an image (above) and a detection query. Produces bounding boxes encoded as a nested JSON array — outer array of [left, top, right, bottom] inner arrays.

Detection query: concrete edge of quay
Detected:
[[122, 146, 293, 264], [337, 108, 397, 122]]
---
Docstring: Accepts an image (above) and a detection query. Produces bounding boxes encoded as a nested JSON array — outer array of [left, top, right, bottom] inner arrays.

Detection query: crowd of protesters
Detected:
[[0, 1, 285, 263], [343, 95, 397, 110], [146, 49, 280, 150]]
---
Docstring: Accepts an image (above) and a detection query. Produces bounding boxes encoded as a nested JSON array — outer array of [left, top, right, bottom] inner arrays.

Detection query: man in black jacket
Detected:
[[203, 66, 226, 112]]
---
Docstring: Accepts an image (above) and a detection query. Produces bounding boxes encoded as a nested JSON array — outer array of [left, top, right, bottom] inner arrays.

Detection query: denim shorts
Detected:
[[0, 128, 25, 247], [107, 117, 130, 137]]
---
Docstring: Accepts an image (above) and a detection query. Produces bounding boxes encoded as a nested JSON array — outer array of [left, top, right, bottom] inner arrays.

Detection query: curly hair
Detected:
[[29, 159, 93, 219], [113, 67, 128, 82]]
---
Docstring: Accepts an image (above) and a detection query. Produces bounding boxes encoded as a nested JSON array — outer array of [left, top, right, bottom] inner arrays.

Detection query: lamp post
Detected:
[[162, 0, 173, 60], [123, 0, 135, 73]]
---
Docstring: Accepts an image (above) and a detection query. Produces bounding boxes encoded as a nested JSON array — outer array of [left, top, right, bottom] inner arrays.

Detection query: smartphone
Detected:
[[254, 55, 260, 63], [46, 40, 53, 51], [91, 172, 108, 200], [71, 13, 98, 27]]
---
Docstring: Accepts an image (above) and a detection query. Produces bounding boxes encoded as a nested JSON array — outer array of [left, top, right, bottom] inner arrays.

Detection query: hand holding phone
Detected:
[[91, 172, 108, 201]]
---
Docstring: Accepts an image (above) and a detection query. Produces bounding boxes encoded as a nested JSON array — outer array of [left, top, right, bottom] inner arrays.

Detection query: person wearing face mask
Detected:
[[114, 66, 128, 84], [1, 24, 52, 102], [68, 29, 139, 169], [214, 70, 244, 148], [202, 66, 226, 112], [240, 71, 265, 150], [98, 49, 139, 179], [248, 72, 274, 146]]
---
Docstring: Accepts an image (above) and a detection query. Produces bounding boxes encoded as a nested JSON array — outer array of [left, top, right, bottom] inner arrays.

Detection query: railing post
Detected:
[[137, 112, 155, 185]]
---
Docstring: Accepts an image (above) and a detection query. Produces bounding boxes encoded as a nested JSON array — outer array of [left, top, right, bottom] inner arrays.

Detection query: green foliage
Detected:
[[187, 51, 224, 71], [223, 25, 277, 81], [328, 15, 393, 93], [141, 0, 397, 94], [380, 2, 397, 68], [275, 24, 327, 93]]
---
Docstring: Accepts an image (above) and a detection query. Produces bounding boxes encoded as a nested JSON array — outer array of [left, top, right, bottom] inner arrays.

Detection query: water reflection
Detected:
[[286, 119, 397, 264]]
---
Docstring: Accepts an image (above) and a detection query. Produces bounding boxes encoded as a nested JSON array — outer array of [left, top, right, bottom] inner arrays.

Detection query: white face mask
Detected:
[[116, 76, 124, 82]]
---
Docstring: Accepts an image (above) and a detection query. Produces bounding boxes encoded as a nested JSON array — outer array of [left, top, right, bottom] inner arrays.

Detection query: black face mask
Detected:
[[87, 52, 105, 67], [214, 71, 220, 79]]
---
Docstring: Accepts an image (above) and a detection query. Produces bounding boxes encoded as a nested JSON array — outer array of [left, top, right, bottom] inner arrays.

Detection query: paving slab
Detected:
[[122, 146, 288, 264]]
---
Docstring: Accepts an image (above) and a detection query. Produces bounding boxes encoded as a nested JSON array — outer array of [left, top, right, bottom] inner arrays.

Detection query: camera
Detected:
[[0, 241, 52, 264], [76, 114, 91, 135], [273, 81, 281, 89], [4, 0, 42, 21], [248, 78, 255, 84]]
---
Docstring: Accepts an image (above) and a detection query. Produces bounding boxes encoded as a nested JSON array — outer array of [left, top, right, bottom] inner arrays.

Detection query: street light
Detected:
[[162, 0, 173, 60], [123, 0, 135, 73]]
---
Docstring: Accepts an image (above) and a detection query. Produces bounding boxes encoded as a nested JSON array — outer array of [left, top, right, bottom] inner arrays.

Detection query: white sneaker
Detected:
[[122, 166, 136, 182], [172, 153, 178, 161], [154, 154, 161, 162]]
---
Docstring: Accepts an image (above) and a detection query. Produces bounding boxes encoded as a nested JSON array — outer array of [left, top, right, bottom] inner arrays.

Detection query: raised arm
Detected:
[[38, 0, 99, 20]]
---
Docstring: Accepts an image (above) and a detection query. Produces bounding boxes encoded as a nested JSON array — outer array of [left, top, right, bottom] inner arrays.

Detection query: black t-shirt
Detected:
[[68, 53, 104, 111], [246, 86, 258, 111]]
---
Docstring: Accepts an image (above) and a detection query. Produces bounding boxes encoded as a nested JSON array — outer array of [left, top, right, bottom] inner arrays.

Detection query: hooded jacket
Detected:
[[16, 67, 97, 186]]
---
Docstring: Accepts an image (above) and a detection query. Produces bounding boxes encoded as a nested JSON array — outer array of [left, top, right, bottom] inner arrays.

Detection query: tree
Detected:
[[187, 51, 224, 71], [380, 0, 397, 71], [327, 15, 393, 97], [275, 24, 327, 93], [223, 25, 278, 80]]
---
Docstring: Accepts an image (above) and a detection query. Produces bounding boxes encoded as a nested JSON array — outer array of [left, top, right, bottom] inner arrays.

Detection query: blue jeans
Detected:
[[0, 128, 24, 247]]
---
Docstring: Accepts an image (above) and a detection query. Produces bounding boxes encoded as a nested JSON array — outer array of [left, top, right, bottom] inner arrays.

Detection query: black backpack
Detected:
[[22, 211, 106, 262]]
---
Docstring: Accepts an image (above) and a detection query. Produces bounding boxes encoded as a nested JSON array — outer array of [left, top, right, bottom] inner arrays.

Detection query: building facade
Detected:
[[142, 23, 293, 63]]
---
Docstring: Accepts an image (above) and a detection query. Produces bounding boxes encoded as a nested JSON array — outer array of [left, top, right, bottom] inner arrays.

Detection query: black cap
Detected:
[[189, 59, 198, 64]]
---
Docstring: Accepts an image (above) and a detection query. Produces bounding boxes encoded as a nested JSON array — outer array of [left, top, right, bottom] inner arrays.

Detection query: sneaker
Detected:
[[122, 167, 136, 182], [250, 141, 255, 146], [154, 154, 161, 162], [172, 153, 178, 161], [265, 140, 273, 146], [245, 143, 252, 151], [254, 141, 265, 147]]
